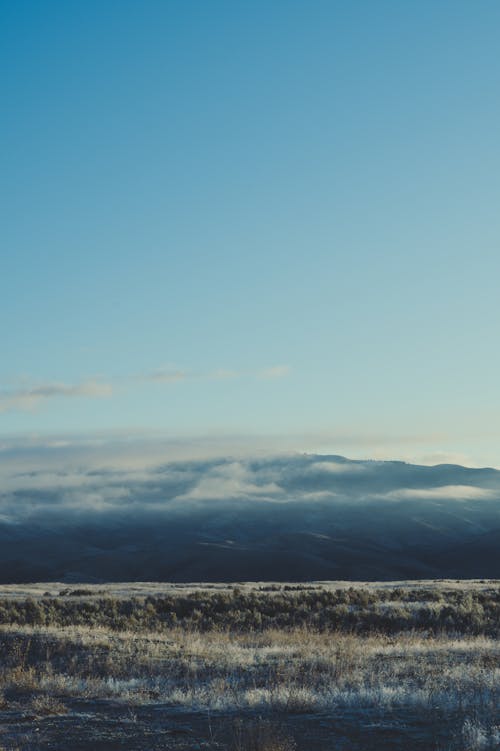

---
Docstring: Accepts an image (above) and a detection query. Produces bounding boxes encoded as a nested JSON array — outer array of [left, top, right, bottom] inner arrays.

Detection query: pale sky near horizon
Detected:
[[2, 1, 500, 467]]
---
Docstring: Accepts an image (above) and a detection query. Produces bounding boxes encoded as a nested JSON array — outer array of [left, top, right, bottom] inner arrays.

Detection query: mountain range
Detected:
[[1, 454, 499, 582]]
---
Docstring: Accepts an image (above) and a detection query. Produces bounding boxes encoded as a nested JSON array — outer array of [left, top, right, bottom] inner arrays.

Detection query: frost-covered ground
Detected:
[[0, 581, 499, 750]]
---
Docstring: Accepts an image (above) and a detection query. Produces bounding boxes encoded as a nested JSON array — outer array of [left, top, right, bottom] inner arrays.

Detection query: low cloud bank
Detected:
[[1, 452, 499, 582], [1, 451, 499, 524]]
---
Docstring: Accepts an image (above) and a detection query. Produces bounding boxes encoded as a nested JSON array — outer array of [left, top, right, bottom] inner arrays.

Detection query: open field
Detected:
[[0, 581, 499, 750]]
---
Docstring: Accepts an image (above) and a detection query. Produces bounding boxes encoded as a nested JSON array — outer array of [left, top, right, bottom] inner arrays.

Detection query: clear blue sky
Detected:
[[2, 1, 500, 465]]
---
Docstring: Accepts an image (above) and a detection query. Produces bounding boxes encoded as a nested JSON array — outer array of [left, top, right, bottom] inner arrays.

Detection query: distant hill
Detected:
[[1, 454, 499, 582]]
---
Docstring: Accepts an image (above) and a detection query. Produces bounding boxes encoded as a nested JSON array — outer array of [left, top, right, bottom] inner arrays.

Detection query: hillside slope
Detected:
[[1, 454, 499, 582]]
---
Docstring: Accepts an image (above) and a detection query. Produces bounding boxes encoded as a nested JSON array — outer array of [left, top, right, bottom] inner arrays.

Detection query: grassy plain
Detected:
[[0, 580, 498, 750]]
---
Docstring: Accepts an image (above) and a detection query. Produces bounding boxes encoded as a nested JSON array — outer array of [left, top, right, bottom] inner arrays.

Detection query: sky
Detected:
[[2, 1, 500, 467]]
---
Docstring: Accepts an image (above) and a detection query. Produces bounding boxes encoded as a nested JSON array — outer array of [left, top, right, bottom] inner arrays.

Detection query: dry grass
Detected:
[[0, 622, 498, 716], [0, 582, 498, 750]]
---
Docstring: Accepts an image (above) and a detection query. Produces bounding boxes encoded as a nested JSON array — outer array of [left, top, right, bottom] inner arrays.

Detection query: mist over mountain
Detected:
[[1, 453, 499, 583]]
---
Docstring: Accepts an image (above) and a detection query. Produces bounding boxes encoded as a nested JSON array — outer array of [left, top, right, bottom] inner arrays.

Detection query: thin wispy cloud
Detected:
[[143, 368, 189, 383], [140, 365, 291, 384], [1, 364, 290, 414], [384, 485, 494, 501], [0, 380, 113, 413], [209, 369, 240, 380], [143, 368, 241, 382], [257, 365, 290, 379]]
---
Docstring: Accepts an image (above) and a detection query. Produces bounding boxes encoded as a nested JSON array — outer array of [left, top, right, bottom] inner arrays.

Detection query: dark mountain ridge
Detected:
[[1, 454, 499, 582]]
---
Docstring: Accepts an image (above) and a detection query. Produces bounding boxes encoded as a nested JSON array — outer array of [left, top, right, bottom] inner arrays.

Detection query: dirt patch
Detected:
[[0, 701, 487, 750]]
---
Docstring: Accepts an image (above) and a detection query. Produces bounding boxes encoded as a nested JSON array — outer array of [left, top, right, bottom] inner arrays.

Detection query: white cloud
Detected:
[[140, 364, 290, 384], [0, 379, 112, 413], [142, 368, 188, 383], [302, 490, 338, 501], [257, 365, 290, 379], [174, 461, 284, 502], [307, 461, 366, 474], [0, 450, 499, 526], [384, 485, 494, 501], [0, 359, 291, 415]]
